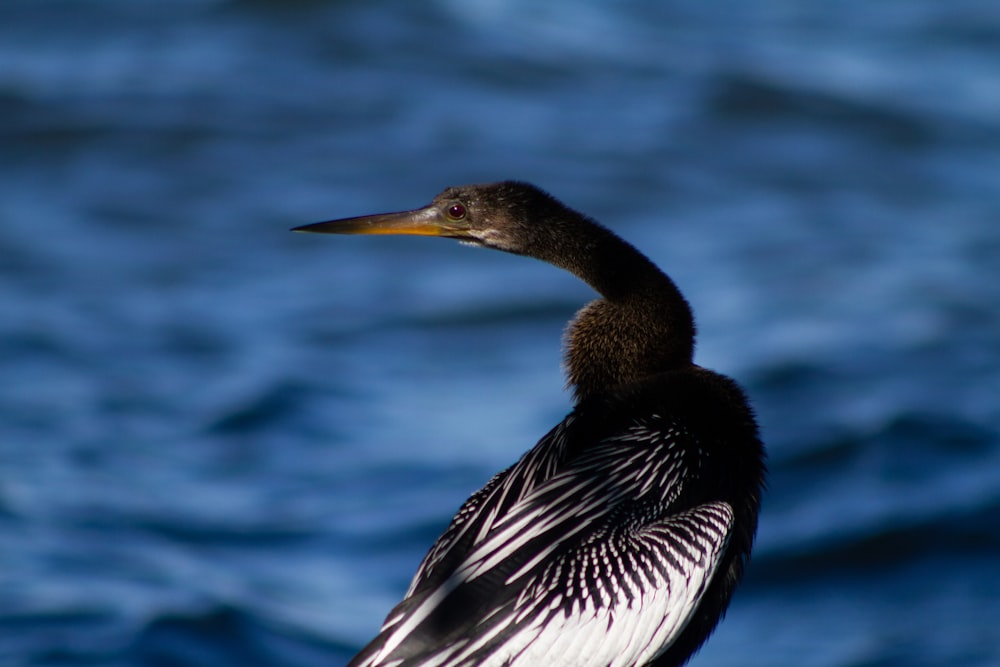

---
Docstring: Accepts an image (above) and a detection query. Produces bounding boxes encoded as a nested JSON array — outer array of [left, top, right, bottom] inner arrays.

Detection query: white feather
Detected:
[[353, 415, 735, 667]]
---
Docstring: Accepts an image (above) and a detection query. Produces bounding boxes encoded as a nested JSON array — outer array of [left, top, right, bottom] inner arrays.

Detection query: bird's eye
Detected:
[[446, 203, 467, 220]]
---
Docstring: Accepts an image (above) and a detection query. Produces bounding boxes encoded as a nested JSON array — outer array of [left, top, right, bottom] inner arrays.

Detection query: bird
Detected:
[[293, 181, 765, 667]]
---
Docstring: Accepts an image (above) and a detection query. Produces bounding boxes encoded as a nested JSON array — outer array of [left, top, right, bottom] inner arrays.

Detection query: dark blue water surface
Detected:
[[3, 1, 1000, 665]]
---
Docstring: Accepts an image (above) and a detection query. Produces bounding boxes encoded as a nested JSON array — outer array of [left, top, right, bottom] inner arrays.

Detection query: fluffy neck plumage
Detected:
[[541, 219, 696, 402]]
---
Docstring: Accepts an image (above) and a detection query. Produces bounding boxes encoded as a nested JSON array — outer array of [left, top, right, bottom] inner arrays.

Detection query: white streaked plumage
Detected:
[[349, 411, 734, 667]]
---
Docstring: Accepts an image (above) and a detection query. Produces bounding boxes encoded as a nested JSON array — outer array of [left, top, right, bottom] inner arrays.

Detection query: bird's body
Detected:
[[295, 181, 765, 667]]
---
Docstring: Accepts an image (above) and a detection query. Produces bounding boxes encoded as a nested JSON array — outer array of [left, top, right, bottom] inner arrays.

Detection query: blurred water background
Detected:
[[2, 1, 1000, 666]]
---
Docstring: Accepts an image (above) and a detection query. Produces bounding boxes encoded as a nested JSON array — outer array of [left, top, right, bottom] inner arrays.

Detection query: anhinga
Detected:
[[294, 181, 765, 667]]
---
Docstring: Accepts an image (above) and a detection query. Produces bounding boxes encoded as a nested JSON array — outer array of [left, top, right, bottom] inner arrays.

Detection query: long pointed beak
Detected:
[[292, 205, 471, 238]]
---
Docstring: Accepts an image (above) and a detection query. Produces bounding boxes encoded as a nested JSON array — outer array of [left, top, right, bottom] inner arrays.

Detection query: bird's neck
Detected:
[[543, 223, 696, 402]]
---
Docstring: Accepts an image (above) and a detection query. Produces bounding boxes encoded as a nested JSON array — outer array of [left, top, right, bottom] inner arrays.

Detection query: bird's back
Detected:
[[349, 366, 764, 667]]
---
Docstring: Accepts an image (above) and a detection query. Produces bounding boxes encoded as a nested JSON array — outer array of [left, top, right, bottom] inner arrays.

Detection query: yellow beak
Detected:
[[293, 205, 472, 238]]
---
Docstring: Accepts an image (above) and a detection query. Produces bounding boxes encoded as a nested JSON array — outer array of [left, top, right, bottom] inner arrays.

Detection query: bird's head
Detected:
[[293, 181, 575, 259]]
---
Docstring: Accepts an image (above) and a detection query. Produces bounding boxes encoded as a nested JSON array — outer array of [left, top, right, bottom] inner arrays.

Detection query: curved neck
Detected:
[[532, 219, 696, 402]]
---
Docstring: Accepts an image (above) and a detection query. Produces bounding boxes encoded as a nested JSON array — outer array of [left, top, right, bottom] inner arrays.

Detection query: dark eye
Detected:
[[446, 202, 467, 220]]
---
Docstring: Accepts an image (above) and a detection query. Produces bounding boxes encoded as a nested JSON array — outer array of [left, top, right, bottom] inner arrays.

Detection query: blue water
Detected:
[[2, 1, 999, 665]]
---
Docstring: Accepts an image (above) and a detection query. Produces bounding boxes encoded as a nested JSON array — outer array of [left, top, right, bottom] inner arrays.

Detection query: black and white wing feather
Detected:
[[348, 410, 733, 667]]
